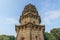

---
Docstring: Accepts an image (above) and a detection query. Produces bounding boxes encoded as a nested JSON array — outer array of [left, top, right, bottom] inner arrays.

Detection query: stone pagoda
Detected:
[[15, 4, 45, 40]]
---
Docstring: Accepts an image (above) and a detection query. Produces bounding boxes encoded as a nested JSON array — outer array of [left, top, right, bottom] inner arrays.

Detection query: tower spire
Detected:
[[22, 4, 38, 15], [19, 4, 41, 24]]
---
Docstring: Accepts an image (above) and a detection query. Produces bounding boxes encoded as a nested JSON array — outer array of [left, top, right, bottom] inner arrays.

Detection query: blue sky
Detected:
[[0, 0, 60, 36]]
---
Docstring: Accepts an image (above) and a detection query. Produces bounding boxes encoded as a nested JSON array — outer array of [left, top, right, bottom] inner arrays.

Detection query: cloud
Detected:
[[45, 10, 60, 19], [6, 17, 19, 25], [42, 10, 60, 25]]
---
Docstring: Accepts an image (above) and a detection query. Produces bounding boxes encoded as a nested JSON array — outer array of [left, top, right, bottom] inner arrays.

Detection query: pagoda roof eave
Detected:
[[15, 22, 45, 27]]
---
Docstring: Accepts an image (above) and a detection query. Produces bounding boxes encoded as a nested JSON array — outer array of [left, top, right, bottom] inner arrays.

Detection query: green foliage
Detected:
[[44, 28, 60, 40], [0, 35, 15, 40], [51, 28, 60, 40], [44, 32, 56, 40]]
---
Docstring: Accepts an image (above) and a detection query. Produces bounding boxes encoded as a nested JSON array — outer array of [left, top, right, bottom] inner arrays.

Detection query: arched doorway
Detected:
[[20, 37, 25, 40]]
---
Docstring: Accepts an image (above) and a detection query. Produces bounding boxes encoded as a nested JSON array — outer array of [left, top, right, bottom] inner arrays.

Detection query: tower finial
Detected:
[[22, 4, 38, 15]]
